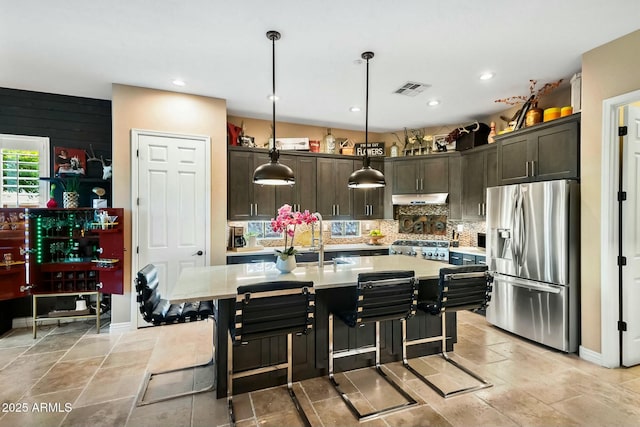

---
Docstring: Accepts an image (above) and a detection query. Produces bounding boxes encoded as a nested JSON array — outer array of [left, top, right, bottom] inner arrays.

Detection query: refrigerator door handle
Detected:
[[494, 274, 562, 294]]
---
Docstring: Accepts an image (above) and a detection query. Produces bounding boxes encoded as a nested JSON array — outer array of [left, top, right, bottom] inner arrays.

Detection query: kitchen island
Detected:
[[171, 256, 456, 397]]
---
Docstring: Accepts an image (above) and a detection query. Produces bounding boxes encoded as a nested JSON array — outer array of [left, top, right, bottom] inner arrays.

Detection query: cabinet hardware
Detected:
[[531, 160, 536, 177], [250, 204, 253, 216], [525, 161, 529, 177], [192, 250, 204, 256], [478, 203, 482, 216], [20, 285, 32, 292], [416, 179, 419, 191], [421, 179, 424, 190], [336, 205, 340, 216], [482, 203, 486, 216], [451, 256, 460, 260], [254, 203, 258, 215]]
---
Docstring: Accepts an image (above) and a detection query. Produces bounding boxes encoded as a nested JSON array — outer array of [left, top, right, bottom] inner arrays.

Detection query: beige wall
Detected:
[[111, 84, 227, 325], [580, 29, 640, 353]]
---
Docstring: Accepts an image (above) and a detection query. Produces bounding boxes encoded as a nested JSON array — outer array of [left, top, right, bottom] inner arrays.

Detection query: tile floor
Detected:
[[1, 311, 640, 427]]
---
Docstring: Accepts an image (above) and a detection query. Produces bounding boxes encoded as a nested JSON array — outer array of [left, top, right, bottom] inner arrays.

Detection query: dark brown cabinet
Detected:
[[228, 149, 277, 220], [352, 159, 384, 219], [276, 154, 317, 213], [497, 113, 580, 185], [461, 145, 497, 220], [391, 156, 449, 194], [316, 157, 355, 219]]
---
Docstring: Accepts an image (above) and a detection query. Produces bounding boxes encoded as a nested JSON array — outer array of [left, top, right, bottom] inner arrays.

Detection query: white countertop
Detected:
[[450, 246, 486, 256], [226, 243, 390, 257], [170, 255, 445, 303]]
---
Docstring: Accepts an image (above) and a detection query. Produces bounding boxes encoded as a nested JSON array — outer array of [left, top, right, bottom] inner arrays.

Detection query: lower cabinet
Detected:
[[449, 251, 485, 265]]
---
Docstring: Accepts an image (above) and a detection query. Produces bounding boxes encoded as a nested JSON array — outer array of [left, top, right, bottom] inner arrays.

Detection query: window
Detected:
[[247, 221, 282, 239], [0, 134, 50, 207], [331, 221, 360, 237]]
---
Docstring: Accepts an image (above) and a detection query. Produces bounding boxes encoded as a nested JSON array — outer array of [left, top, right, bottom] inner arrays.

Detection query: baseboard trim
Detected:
[[11, 315, 94, 329], [579, 345, 604, 366], [109, 322, 133, 333]]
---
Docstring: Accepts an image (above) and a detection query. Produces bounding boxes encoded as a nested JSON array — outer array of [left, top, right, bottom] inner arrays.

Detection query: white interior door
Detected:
[[622, 104, 640, 366], [133, 130, 210, 326]]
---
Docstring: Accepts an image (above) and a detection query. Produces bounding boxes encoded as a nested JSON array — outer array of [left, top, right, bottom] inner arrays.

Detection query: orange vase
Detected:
[[525, 106, 543, 127]]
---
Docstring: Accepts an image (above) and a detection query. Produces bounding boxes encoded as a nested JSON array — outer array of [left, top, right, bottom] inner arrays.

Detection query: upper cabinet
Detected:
[[276, 154, 317, 213], [496, 113, 580, 185], [461, 144, 497, 220], [228, 149, 277, 220], [316, 157, 355, 219], [391, 156, 449, 194]]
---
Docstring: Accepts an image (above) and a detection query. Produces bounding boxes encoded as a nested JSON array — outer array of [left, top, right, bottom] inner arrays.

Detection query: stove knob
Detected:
[[439, 253, 445, 258], [421, 252, 427, 258], [390, 249, 396, 254], [427, 252, 433, 257], [409, 250, 417, 256]]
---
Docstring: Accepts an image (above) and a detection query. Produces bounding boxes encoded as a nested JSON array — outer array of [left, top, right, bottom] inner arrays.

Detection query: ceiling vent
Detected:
[[394, 81, 430, 97]]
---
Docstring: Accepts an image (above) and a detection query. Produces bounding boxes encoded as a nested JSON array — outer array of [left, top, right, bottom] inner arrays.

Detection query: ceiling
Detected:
[[2, 1, 639, 132]]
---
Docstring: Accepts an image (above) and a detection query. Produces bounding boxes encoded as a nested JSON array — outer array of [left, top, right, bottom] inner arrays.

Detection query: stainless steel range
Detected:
[[389, 240, 450, 262]]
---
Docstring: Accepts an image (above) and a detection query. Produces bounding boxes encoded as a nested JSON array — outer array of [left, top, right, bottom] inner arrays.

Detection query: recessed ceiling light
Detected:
[[480, 72, 494, 80], [172, 79, 186, 86], [349, 106, 361, 112], [428, 100, 440, 107], [267, 94, 279, 101]]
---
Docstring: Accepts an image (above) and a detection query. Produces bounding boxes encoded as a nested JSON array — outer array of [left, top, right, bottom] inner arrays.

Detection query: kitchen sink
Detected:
[[297, 257, 355, 267]]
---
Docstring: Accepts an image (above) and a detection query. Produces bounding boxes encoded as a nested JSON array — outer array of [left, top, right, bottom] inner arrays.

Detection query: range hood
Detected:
[[392, 193, 448, 205]]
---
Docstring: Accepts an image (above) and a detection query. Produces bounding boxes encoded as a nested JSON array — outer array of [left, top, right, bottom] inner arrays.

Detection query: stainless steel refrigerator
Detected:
[[486, 180, 580, 352]]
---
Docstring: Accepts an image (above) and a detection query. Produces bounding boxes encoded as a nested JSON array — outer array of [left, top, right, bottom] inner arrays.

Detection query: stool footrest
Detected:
[[232, 362, 289, 379], [331, 345, 377, 359], [329, 366, 417, 421]]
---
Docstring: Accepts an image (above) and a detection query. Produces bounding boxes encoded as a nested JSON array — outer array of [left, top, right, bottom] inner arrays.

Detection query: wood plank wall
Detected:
[[0, 87, 113, 330]]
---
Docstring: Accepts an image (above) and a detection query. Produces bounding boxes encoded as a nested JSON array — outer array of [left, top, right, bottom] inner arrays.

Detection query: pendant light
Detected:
[[253, 30, 295, 186], [348, 51, 386, 188]]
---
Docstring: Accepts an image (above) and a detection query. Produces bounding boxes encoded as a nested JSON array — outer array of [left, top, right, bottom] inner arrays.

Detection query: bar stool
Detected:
[[135, 264, 217, 406], [402, 265, 493, 398], [228, 280, 315, 427], [329, 271, 418, 422]]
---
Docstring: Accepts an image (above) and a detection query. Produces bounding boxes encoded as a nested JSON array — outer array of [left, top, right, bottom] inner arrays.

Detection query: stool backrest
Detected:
[[350, 271, 417, 327], [436, 265, 492, 313], [135, 264, 161, 323], [233, 281, 315, 343]]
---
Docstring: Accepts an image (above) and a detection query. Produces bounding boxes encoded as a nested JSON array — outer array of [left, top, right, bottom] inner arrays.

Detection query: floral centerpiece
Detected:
[[270, 204, 318, 271]]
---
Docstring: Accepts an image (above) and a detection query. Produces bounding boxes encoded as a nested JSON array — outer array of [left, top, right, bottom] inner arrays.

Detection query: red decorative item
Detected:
[[46, 198, 58, 208], [227, 123, 242, 146]]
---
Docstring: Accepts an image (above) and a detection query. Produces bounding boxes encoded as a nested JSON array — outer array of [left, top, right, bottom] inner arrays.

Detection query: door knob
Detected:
[[193, 250, 204, 256]]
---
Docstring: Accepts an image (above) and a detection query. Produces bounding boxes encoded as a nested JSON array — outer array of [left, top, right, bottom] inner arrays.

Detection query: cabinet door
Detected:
[[462, 151, 485, 220], [531, 121, 579, 181], [486, 146, 498, 188], [449, 252, 463, 265], [317, 158, 353, 219], [448, 155, 462, 221], [316, 158, 337, 218], [252, 153, 277, 219], [421, 157, 449, 193], [0, 208, 28, 301], [498, 135, 529, 185], [296, 156, 317, 212], [334, 158, 355, 218], [353, 159, 384, 219], [228, 151, 254, 220], [275, 155, 317, 213], [392, 160, 419, 194]]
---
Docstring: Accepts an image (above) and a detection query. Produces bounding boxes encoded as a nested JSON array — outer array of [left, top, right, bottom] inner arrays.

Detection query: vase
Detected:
[[46, 197, 58, 208], [275, 255, 296, 273], [63, 191, 79, 208], [525, 107, 543, 127]]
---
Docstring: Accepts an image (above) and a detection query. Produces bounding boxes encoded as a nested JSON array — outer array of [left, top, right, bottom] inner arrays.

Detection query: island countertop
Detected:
[[170, 255, 447, 302]]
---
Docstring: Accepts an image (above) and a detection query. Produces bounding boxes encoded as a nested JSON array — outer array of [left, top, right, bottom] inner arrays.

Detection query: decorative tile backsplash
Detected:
[[227, 204, 486, 249]]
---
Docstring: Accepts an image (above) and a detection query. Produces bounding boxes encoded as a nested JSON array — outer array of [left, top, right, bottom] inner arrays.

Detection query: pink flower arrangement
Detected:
[[271, 204, 318, 259]]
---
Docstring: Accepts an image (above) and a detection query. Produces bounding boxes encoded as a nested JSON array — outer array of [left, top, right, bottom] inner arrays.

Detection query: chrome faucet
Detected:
[[310, 212, 324, 267]]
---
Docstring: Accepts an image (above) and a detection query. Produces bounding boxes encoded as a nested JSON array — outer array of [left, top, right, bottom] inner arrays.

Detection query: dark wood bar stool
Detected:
[[328, 271, 418, 422], [228, 280, 315, 427], [402, 265, 493, 398]]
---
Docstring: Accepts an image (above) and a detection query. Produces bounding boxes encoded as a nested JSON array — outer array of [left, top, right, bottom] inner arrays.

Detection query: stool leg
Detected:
[[227, 332, 235, 426], [328, 313, 335, 379], [285, 333, 312, 427]]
